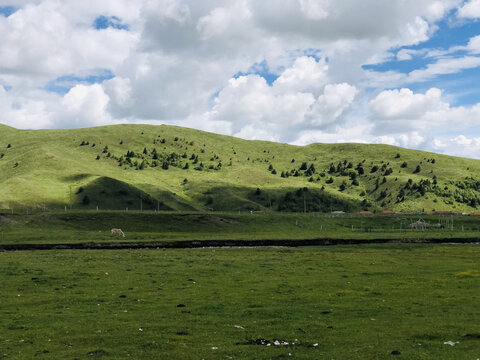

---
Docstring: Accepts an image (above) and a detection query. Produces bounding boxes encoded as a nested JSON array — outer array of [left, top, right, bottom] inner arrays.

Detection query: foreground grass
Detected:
[[1, 211, 480, 245], [1, 245, 479, 359]]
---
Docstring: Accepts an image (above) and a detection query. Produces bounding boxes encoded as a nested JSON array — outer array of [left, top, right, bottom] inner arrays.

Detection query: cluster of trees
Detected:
[[92, 141, 224, 172]]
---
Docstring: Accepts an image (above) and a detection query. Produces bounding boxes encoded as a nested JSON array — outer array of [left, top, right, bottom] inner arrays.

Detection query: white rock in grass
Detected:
[[234, 325, 244, 329], [313, 343, 319, 347], [211, 347, 218, 350], [443, 341, 458, 346]]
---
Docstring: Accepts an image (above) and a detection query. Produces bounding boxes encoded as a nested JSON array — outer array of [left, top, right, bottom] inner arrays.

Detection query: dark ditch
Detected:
[[0, 237, 479, 251]]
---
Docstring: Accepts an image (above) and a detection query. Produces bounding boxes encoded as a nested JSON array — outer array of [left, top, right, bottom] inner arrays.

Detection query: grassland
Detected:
[[1, 211, 480, 245], [1, 123, 480, 212], [1, 245, 479, 359]]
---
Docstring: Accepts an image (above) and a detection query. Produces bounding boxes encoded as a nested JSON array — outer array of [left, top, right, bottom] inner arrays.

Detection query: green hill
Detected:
[[1, 123, 480, 212]]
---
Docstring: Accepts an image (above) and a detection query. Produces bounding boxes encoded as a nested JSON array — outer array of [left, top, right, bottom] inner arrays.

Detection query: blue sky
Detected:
[[364, 15, 480, 106], [0, 6, 17, 17], [1, 0, 480, 158]]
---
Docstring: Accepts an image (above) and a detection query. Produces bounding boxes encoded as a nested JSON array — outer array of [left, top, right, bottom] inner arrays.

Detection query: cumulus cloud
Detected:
[[369, 87, 480, 141], [205, 57, 357, 141], [369, 88, 449, 133], [57, 84, 112, 127], [458, 0, 480, 18], [370, 88, 446, 120], [306, 83, 357, 127]]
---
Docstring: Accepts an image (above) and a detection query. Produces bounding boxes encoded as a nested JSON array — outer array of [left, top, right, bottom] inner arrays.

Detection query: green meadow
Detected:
[[1, 211, 480, 245], [1, 245, 479, 359]]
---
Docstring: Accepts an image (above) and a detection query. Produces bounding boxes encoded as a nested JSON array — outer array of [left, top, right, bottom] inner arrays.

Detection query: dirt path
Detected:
[[0, 237, 479, 251]]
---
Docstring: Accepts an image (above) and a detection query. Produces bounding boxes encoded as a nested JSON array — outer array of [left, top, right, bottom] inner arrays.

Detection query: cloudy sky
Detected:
[[1, 1, 480, 157]]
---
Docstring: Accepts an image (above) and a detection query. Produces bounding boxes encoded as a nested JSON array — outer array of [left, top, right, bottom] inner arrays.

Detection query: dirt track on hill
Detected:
[[0, 238, 479, 251]]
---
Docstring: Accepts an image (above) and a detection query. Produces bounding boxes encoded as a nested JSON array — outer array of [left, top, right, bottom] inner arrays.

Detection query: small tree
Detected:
[[413, 165, 421, 173]]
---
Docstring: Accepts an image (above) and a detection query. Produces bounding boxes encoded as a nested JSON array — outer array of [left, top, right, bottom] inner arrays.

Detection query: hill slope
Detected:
[[1, 123, 480, 212]]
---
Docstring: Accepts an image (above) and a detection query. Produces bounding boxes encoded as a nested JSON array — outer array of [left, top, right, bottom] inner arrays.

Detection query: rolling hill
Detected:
[[1, 123, 480, 213]]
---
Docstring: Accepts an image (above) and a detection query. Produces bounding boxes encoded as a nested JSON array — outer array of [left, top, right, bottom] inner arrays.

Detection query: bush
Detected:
[[413, 165, 421, 173]]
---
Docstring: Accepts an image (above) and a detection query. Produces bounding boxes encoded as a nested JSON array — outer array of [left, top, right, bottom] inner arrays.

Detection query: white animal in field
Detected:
[[111, 228, 125, 237]]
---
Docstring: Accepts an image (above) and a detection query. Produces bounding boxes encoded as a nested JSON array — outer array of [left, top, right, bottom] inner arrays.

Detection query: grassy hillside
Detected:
[[1, 123, 480, 212]]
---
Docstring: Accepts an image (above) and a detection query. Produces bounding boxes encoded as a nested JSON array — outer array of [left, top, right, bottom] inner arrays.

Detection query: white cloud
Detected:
[[205, 57, 357, 141], [370, 88, 446, 120], [458, 0, 480, 18], [0, 0, 138, 88], [467, 35, 480, 54], [273, 56, 329, 94], [58, 84, 111, 127], [408, 56, 480, 82], [306, 83, 357, 126], [370, 87, 480, 139], [297, 0, 329, 20]]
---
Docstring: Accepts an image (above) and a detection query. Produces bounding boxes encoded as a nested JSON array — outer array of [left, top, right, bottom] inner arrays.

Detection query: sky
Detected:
[[1, 1, 480, 158]]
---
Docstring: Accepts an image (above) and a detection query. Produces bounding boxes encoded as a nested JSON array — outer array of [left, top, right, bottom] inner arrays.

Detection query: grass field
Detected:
[[1, 211, 480, 245], [1, 244, 479, 359], [2, 123, 480, 213]]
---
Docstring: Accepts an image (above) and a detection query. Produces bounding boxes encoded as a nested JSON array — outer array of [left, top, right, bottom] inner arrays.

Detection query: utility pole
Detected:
[[69, 185, 72, 210]]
